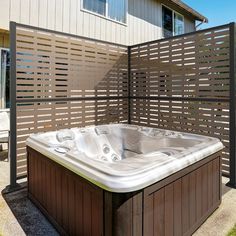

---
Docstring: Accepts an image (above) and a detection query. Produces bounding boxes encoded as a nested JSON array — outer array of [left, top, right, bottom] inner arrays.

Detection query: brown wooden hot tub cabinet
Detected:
[[27, 146, 222, 236]]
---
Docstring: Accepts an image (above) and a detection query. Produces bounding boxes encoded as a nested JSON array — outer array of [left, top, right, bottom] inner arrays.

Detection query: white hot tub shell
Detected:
[[26, 124, 224, 193]]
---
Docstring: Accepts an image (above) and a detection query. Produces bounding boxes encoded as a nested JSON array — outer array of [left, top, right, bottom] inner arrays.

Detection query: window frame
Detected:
[[81, 0, 128, 26], [0, 47, 10, 109], [161, 4, 185, 38]]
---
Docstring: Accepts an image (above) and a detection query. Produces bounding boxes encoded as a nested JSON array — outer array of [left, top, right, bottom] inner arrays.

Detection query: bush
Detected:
[[228, 225, 236, 236]]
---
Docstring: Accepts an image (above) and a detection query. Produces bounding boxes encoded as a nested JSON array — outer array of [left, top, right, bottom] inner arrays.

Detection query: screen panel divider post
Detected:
[[9, 21, 17, 189], [227, 22, 236, 188], [128, 46, 131, 124]]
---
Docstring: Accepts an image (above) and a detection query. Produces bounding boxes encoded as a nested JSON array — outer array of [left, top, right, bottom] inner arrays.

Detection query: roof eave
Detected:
[[169, 0, 208, 23]]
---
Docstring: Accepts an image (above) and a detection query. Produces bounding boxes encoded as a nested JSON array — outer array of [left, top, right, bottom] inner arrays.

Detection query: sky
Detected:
[[183, 0, 236, 29]]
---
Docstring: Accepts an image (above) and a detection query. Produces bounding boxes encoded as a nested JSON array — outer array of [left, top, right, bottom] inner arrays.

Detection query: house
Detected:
[[0, 0, 207, 47], [0, 0, 207, 109]]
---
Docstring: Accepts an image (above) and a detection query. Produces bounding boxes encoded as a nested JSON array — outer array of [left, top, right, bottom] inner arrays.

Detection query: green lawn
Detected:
[[227, 225, 236, 236]]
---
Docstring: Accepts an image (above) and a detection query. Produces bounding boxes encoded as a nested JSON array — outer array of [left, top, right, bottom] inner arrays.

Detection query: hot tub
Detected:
[[27, 124, 223, 192], [26, 124, 224, 235]]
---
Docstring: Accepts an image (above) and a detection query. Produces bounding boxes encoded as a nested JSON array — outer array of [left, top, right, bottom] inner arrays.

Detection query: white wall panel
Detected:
[[47, 0, 56, 30], [63, 0, 70, 32], [10, 0, 20, 23], [100, 18, 106, 41], [82, 12, 90, 37], [29, 0, 39, 27], [38, 0, 47, 28], [0, 0, 10, 29], [88, 14, 96, 39], [94, 15, 100, 40], [76, 1, 84, 36], [70, 0, 77, 34], [185, 16, 195, 33], [55, 0, 63, 31], [20, 0, 30, 24]]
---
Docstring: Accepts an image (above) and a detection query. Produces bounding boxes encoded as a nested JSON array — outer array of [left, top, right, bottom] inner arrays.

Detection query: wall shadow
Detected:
[[128, 0, 162, 27], [0, 150, 8, 161]]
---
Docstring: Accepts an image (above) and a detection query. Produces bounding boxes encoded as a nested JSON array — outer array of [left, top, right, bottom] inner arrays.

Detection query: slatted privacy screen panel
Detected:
[[16, 26, 128, 100], [14, 24, 128, 178], [131, 99, 229, 175], [130, 26, 230, 99], [130, 25, 231, 175], [16, 99, 128, 176], [12, 22, 233, 179]]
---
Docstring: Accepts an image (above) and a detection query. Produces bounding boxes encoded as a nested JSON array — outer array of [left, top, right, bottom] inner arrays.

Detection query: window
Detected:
[[162, 6, 173, 38], [0, 49, 10, 108], [82, 0, 126, 24], [174, 12, 184, 36], [162, 5, 184, 38], [83, 0, 106, 16]]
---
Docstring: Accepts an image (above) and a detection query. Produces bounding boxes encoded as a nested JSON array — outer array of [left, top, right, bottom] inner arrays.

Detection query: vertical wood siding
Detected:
[[143, 156, 221, 236], [28, 146, 221, 236], [0, 0, 196, 46], [28, 147, 104, 235], [185, 15, 196, 33]]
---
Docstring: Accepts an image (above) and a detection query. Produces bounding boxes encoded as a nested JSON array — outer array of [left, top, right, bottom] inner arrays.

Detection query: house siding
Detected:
[[185, 16, 196, 33], [0, 31, 9, 48], [0, 0, 196, 46]]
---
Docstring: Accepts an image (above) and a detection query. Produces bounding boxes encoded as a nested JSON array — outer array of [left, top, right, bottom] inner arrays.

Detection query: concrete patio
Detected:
[[0, 151, 58, 236], [0, 150, 236, 236]]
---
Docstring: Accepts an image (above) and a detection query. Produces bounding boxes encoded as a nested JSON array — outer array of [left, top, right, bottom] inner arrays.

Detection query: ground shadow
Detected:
[[2, 188, 58, 236], [222, 178, 232, 196], [0, 150, 8, 162]]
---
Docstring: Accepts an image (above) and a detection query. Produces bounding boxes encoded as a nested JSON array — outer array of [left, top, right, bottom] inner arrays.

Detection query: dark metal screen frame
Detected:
[[10, 21, 17, 188], [9, 21, 129, 188], [227, 22, 236, 188], [128, 22, 236, 186], [9, 21, 236, 189]]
